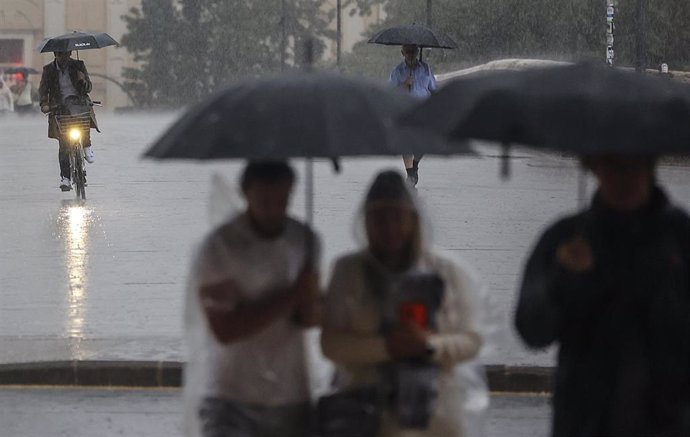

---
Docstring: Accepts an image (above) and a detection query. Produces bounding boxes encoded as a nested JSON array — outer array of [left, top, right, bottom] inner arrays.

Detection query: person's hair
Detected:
[[240, 161, 295, 192], [364, 170, 422, 267], [580, 155, 657, 171]]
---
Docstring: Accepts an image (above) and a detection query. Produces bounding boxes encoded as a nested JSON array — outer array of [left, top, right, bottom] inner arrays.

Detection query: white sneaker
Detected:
[[60, 177, 72, 191], [83, 146, 95, 163]]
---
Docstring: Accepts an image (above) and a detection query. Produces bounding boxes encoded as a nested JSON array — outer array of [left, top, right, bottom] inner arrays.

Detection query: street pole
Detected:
[[426, 0, 432, 27], [336, 0, 342, 69], [422, 0, 431, 62], [606, 0, 615, 66], [634, 0, 648, 72], [281, 0, 287, 71]]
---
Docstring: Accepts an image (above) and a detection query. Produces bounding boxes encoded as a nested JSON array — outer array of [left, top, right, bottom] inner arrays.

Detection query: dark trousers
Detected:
[[58, 131, 91, 179], [198, 397, 310, 437]]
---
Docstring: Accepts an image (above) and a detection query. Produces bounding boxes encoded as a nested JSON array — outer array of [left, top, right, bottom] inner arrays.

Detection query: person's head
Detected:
[[364, 171, 421, 269], [240, 161, 296, 238], [401, 45, 420, 65], [54, 51, 73, 66], [582, 154, 656, 212]]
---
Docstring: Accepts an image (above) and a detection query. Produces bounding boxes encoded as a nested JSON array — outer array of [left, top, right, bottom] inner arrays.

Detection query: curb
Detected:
[[0, 361, 553, 393]]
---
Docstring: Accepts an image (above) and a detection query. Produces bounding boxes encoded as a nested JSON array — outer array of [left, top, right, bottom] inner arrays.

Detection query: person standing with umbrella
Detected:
[[515, 155, 690, 436], [185, 161, 323, 437], [389, 44, 437, 187], [400, 63, 690, 437], [369, 24, 457, 188]]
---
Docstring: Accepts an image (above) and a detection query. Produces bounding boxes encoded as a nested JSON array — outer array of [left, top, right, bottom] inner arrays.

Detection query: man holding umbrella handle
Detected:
[[39, 50, 99, 191], [390, 44, 438, 187]]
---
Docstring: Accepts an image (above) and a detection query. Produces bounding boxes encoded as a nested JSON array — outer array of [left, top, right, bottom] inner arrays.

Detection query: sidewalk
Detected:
[[0, 387, 550, 437], [0, 361, 554, 393]]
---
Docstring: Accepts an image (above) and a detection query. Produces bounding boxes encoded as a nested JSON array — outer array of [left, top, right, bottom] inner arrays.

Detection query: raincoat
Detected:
[[183, 214, 332, 437], [38, 58, 99, 139], [322, 248, 484, 437], [516, 186, 690, 437]]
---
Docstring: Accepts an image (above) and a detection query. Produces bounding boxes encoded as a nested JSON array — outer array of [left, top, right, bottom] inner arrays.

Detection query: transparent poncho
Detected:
[[184, 172, 498, 437]]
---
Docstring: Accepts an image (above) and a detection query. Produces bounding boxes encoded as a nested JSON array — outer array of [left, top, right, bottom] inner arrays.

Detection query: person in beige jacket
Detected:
[[321, 170, 484, 437]]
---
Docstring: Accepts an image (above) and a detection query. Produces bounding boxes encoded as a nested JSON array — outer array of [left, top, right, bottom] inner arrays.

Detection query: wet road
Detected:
[[0, 388, 550, 437], [2, 113, 690, 366]]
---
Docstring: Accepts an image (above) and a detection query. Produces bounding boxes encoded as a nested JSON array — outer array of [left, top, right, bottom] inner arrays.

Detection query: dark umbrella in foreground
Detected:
[[145, 72, 473, 246], [145, 72, 471, 160], [36, 31, 119, 53], [400, 62, 690, 156]]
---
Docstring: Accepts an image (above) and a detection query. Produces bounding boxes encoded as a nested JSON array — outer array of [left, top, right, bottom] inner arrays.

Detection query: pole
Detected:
[[420, 0, 432, 62], [281, 0, 287, 71], [336, 0, 342, 69], [426, 0, 432, 27], [606, 0, 615, 66], [635, 0, 648, 72]]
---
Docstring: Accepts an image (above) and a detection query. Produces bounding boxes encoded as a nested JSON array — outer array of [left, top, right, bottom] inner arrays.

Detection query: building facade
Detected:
[[0, 0, 140, 109], [0, 0, 381, 109]]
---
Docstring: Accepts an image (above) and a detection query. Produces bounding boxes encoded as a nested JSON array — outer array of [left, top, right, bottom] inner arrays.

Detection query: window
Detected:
[[0, 39, 24, 64]]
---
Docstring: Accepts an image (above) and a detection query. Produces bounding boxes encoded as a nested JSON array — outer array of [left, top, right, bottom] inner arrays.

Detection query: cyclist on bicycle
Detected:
[[39, 50, 99, 191]]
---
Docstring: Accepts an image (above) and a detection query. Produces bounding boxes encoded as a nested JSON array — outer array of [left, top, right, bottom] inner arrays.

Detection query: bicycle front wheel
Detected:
[[72, 149, 86, 200]]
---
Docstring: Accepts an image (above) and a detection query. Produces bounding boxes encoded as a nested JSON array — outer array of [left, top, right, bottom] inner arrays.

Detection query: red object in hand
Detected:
[[399, 302, 428, 328]]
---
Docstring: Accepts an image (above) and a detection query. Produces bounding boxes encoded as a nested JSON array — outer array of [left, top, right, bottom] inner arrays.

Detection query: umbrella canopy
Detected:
[[400, 62, 690, 155], [144, 72, 472, 160], [368, 24, 457, 49], [3, 67, 40, 75], [36, 31, 119, 53]]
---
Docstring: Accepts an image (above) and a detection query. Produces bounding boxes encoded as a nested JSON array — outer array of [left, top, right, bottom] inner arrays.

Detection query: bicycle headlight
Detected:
[[69, 129, 81, 141]]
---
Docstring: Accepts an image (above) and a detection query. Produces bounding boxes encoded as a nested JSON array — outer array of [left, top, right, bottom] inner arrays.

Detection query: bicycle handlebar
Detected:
[[45, 100, 101, 115]]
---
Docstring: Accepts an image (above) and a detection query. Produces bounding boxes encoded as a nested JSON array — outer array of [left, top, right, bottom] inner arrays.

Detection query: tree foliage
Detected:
[[121, 0, 333, 108], [343, 0, 690, 77]]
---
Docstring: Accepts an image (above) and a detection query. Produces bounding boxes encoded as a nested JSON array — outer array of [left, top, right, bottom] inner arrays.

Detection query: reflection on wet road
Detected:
[[57, 200, 92, 347]]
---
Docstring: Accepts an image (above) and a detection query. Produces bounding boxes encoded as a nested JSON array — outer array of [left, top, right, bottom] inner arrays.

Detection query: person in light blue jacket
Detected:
[[389, 44, 438, 188]]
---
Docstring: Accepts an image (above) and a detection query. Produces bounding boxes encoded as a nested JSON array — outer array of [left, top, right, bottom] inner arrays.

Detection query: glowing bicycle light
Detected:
[[69, 129, 81, 141]]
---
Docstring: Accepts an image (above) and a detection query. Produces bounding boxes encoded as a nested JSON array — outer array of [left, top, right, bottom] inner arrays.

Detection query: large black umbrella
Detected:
[[400, 62, 690, 155], [145, 72, 473, 259], [36, 31, 119, 53], [368, 24, 457, 50], [145, 72, 470, 160]]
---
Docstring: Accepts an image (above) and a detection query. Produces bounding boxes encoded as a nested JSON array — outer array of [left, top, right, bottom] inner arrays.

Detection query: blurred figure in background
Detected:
[[321, 170, 484, 437], [389, 45, 438, 188], [516, 155, 690, 437], [0, 77, 13, 115], [11, 72, 37, 114], [184, 161, 325, 437]]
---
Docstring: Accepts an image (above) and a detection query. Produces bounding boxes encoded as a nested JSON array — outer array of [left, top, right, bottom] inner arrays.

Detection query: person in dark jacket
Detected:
[[39, 51, 99, 191], [515, 155, 690, 437]]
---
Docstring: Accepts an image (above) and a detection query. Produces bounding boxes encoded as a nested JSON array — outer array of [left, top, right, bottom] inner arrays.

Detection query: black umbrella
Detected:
[[400, 62, 690, 156], [145, 72, 473, 249], [368, 24, 458, 50], [36, 31, 119, 53], [3, 67, 39, 75], [145, 72, 471, 160]]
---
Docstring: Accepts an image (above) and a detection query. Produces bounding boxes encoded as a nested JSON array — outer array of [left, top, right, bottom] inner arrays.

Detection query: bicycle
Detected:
[[55, 111, 91, 199], [50, 99, 100, 199]]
